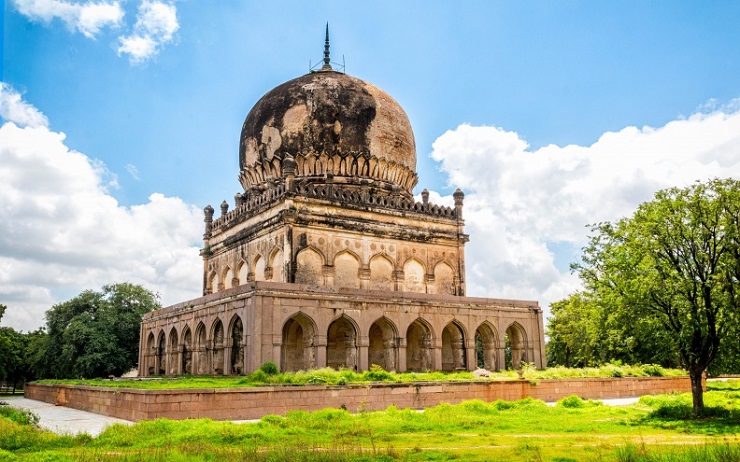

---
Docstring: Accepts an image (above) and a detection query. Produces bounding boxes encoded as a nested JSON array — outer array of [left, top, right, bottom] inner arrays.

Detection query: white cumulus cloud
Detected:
[[429, 104, 740, 317], [0, 84, 49, 129], [0, 86, 202, 332], [13, 0, 124, 38], [117, 1, 179, 64]]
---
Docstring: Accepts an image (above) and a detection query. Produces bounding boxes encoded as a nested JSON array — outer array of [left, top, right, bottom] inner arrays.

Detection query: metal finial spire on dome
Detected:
[[322, 23, 332, 70]]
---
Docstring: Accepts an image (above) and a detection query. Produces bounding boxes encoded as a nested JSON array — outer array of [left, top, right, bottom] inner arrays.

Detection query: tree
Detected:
[[575, 179, 740, 414], [547, 293, 680, 369], [42, 283, 160, 378]]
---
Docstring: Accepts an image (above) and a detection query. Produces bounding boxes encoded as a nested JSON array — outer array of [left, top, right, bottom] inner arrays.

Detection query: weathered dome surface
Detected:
[[239, 70, 417, 196]]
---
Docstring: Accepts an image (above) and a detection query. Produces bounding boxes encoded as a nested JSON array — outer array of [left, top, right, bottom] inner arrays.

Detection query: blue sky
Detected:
[[3, 1, 740, 331]]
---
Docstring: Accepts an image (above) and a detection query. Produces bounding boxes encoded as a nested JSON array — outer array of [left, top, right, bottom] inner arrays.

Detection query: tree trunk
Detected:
[[689, 368, 705, 415]]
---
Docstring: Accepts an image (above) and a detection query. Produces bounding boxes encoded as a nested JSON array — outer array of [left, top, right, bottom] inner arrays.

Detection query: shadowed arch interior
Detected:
[[168, 328, 179, 375], [212, 319, 225, 374], [505, 322, 528, 370], [281, 313, 317, 372], [327, 315, 358, 370], [475, 322, 498, 371], [146, 332, 155, 376], [230, 316, 244, 374], [195, 322, 207, 375], [441, 321, 466, 372], [368, 317, 398, 371], [156, 331, 166, 375], [406, 319, 433, 371], [182, 327, 192, 374]]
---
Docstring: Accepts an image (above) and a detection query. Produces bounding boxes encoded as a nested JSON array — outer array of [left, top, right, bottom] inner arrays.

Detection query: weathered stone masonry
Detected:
[[139, 40, 547, 376]]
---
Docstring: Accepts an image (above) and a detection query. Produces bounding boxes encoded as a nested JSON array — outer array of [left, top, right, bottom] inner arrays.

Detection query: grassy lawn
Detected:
[[36, 363, 685, 390], [3, 380, 740, 461]]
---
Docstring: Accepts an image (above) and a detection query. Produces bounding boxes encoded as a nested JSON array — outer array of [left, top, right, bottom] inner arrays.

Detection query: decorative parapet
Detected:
[[208, 180, 460, 232], [238, 151, 419, 195]]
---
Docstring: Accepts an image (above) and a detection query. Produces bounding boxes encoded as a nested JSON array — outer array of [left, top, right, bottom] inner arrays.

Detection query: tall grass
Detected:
[[37, 363, 685, 390], [7, 381, 740, 461]]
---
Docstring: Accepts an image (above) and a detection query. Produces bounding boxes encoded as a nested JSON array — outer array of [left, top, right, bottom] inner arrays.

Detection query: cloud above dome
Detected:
[[428, 104, 740, 316]]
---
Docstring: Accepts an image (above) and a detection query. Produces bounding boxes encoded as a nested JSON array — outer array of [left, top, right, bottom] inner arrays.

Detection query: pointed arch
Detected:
[[368, 316, 398, 371], [333, 250, 361, 289], [269, 248, 284, 282], [505, 322, 528, 370], [432, 261, 455, 295], [212, 318, 225, 375], [207, 270, 217, 294], [253, 255, 266, 282], [369, 253, 394, 291], [235, 260, 247, 287], [167, 327, 179, 375], [326, 314, 359, 370], [182, 326, 193, 374], [194, 321, 207, 375], [281, 312, 318, 372], [475, 321, 498, 371], [441, 320, 466, 372], [405, 318, 434, 372], [156, 330, 166, 375], [146, 332, 156, 376], [221, 266, 234, 289], [229, 315, 244, 374], [403, 258, 426, 293], [295, 247, 325, 285]]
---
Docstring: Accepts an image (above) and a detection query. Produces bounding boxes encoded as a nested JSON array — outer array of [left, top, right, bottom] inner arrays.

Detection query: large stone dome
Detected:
[[239, 69, 418, 196]]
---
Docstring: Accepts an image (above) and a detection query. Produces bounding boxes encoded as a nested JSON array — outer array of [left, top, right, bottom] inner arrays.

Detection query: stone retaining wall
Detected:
[[25, 376, 696, 422]]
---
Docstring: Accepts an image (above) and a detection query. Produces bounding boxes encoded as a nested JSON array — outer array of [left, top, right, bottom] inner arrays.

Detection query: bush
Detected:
[[557, 395, 586, 408], [364, 364, 392, 382], [248, 369, 268, 383], [0, 403, 40, 426], [259, 361, 279, 376], [640, 364, 665, 377]]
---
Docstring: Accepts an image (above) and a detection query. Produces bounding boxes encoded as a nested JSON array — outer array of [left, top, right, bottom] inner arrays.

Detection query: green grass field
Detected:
[[3, 380, 740, 461]]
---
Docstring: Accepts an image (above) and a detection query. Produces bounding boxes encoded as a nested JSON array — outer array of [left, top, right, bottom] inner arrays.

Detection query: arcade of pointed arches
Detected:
[[143, 312, 530, 376], [206, 248, 459, 296]]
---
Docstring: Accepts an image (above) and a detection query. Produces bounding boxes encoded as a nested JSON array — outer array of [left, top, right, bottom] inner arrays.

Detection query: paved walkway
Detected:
[[3, 395, 641, 436], [3, 397, 132, 436]]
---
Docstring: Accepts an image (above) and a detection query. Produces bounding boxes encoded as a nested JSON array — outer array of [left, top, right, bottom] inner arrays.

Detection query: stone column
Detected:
[[384, 339, 397, 372], [466, 340, 476, 371], [224, 341, 233, 375], [397, 337, 407, 371], [358, 336, 369, 372], [176, 345, 184, 375], [316, 335, 327, 368]]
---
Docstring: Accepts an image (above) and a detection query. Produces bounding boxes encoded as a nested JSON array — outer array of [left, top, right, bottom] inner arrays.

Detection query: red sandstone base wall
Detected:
[[25, 376, 697, 422]]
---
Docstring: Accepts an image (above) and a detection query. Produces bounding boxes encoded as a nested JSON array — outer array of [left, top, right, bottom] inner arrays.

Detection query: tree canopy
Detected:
[[552, 179, 740, 413], [36, 283, 160, 379]]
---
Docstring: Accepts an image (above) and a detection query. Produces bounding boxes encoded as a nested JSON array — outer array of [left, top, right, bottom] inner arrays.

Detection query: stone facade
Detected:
[[139, 282, 545, 376], [138, 38, 547, 376]]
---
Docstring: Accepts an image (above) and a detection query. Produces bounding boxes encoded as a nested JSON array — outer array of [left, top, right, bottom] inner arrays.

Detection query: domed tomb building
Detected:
[[139, 37, 546, 376]]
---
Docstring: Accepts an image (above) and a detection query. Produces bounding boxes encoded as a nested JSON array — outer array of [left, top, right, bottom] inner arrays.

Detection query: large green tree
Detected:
[[547, 293, 680, 369], [41, 283, 160, 379], [573, 179, 740, 413]]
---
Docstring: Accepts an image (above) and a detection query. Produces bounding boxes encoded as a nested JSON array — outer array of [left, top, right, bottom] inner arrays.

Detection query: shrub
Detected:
[[0, 404, 40, 426], [248, 369, 268, 383], [640, 364, 665, 377], [364, 364, 393, 382], [259, 361, 279, 376], [557, 395, 586, 408]]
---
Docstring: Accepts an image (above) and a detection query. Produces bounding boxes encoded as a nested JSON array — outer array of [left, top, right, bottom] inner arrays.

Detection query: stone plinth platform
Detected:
[[25, 376, 696, 422]]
